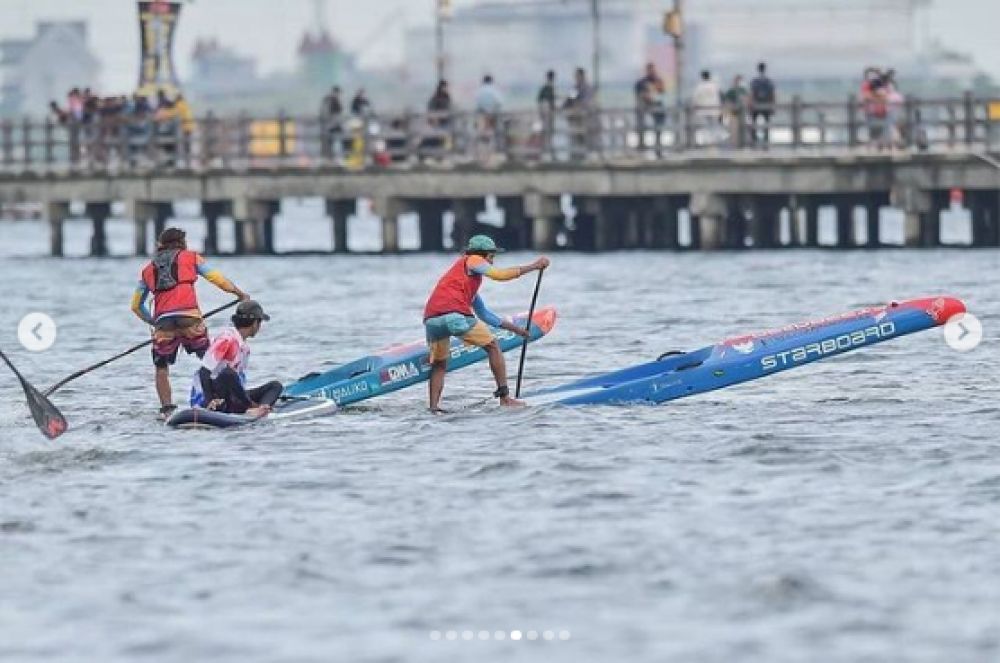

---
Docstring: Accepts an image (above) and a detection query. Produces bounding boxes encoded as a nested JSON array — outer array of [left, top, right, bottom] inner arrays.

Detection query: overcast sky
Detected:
[[2, 0, 997, 92]]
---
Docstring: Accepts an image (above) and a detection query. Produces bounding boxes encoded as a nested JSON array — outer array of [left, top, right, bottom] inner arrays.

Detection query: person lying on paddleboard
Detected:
[[423, 234, 550, 412], [189, 300, 283, 418], [130, 227, 249, 418]]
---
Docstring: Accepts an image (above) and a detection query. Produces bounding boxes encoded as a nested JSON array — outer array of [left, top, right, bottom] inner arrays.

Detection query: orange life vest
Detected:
[[141, 249, 200, 319], [423, 256, 482, 320]]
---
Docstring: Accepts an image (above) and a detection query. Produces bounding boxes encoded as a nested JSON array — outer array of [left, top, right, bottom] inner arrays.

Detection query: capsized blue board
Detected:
[[521, 297, 964, 407]]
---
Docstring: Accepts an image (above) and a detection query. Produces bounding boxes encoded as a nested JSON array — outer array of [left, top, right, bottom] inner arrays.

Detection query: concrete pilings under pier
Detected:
[[35, 189, 1000, 257]]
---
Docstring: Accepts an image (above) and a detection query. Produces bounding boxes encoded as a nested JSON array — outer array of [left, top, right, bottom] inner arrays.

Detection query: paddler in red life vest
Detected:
[[423, 234, 550, 412], [130, 227, 249, 418]]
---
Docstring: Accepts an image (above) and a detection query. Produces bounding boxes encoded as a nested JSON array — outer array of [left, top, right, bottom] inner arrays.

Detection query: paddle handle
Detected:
[[515, 269, 545, 398], [43, 299, 241, 396]]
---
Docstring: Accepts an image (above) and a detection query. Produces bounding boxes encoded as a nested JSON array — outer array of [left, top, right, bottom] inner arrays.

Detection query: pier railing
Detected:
[[1, 93, 997, 175]]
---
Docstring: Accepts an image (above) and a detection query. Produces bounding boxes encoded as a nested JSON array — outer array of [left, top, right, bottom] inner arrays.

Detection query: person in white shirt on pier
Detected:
[[691, 70, 723, 146]]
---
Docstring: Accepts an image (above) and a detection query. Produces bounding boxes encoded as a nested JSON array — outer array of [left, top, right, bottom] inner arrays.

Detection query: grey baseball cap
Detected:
[[234, 300, 270, 321]]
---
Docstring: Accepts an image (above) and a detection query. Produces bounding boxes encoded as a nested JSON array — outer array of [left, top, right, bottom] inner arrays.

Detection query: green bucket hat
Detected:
[[465, 235, 505, 253]]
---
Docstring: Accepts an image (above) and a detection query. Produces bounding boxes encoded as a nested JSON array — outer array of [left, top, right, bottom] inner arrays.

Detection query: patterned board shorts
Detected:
[[424, 313, 495, 363], [151, 317, 210, 367]]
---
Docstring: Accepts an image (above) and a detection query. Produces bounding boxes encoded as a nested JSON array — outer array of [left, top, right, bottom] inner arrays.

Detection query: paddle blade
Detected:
[[20, 376, 69, 440]]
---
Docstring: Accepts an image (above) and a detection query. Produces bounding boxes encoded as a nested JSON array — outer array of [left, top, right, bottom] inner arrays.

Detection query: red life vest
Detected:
[[141, 249, 200, 319], [423, 256, 482, 320]]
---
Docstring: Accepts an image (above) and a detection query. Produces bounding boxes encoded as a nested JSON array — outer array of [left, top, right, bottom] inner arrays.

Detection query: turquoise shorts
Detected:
[[424, 313, 478, 342]]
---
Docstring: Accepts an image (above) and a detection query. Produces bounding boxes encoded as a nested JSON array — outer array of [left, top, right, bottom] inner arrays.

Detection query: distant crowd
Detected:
[[317, 62, 780, 160], [48, 87, 195, 163], [38, 62, 917, 169]]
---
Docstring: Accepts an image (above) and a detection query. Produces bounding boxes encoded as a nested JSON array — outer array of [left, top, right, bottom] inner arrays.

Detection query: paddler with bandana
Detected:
[[131, 227, 249, 418], [423, 234, 550, 412]]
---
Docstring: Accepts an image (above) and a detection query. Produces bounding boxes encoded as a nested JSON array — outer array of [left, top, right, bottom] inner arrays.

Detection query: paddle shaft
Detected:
[[514, 268, 545, 398], [0, 348, 27, 385], [43, 299, 241, 396]]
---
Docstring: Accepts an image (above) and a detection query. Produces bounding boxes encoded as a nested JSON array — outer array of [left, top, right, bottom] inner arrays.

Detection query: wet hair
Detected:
[[701, 70, 710, 80], [157, 227, 186, 250]]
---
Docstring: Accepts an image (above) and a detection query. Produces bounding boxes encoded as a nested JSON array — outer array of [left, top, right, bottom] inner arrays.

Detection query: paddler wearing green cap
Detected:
[[422, 235, 550, 412]]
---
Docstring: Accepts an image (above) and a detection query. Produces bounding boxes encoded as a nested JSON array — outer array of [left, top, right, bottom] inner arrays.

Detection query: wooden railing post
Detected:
[[683, 104, 694, 151], [903, 95, 915, 149], [847, 95, 858, 148], [1, 120, 13, 168], [68, 122, 80, 167], [22, 117, 32, 169], [277, 110, 288, 161], [237, 112, 250, 166], [44, 119, 54, 166], [791, 96, 802, 148], [963, 90, 975, 146], [201, 112, 215, 167]]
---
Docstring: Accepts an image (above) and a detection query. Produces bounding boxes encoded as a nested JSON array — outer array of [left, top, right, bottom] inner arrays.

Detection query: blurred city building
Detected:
[[0, 21, 100, 117], [687, 0, 983, 97], [185, 0, 358, 114], [402, 0, 989, 108]]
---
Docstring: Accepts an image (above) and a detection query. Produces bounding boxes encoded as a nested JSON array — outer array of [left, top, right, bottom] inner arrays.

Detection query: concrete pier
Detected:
[[5, 150, 1000, 257]]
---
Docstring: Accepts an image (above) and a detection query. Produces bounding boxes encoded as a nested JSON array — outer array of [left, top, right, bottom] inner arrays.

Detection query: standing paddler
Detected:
[[423, 235, 550, 412], [130, 227, 249, 418]]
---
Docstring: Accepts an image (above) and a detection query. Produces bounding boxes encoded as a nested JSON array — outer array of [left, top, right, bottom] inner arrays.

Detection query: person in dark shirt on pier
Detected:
[[537, 70, 556, 156], [750, 62, 776, 147]]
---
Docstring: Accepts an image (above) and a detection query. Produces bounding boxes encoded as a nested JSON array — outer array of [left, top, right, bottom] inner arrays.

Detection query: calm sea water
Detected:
[[1, 218, 998, 663]]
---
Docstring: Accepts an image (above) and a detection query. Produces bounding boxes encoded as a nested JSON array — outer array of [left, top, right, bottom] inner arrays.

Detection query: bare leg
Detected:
[[428, 360, 447, 412], [155, 366, 172, 408], [485, 342, 524, 406]]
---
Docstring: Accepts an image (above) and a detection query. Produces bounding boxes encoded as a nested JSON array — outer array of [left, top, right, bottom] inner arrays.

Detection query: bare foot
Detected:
[[430, 407, 449, 415], [246, 405, 271, 418], [499, 396, 526, 407]]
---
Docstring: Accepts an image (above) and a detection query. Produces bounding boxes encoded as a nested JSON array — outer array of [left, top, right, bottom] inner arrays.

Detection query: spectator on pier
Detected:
[[861, 67, 889, 150], [884, 69, 905, 148], [427, 79, 452, 128], [564, 67, 594, 111], [722, 75, 750, 146], [67, 88, 83, 122], [49, 100, 69, 125], [536, 70, 557, 157], [750, 61, 776, 147], [475, 74, 504, 117], [474, 74, 504, 155], [635, 62, 667, 154], [350, 88, 373, 118], [419, 80, 452, 159], [174, 94, 195, 163], [537, 70, 556, 114], [691, 70, 722, 145], [320, 86, 344, 160], [564, 67, 595, 158]]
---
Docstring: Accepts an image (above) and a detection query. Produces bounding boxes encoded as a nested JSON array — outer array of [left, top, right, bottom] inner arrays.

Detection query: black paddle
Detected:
[[0, 348, 69, 440], [44, 299, 241, 397], [515, 268, 545, 398]]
